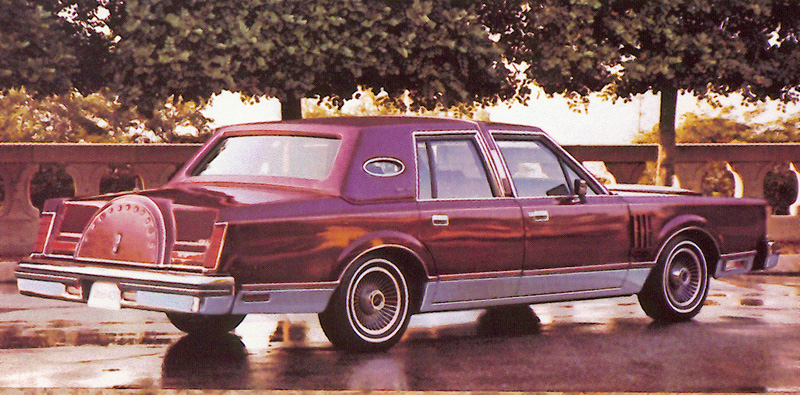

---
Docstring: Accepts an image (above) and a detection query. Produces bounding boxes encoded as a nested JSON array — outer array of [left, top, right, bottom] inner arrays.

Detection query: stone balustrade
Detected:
[[1, 142, 800, 255], [0, 144, 201, 255]]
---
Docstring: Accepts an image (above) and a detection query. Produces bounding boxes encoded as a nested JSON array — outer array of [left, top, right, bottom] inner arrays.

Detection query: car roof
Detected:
[[214, 116, 484, 136]]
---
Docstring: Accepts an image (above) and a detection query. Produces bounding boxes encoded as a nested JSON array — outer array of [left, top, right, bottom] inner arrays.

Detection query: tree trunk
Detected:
[[281, 95, 302, 120], [657, 87, 678, 186]]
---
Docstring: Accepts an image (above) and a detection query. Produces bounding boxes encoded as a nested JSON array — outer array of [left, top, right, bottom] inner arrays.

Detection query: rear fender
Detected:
[[335, 230, 434, 281]]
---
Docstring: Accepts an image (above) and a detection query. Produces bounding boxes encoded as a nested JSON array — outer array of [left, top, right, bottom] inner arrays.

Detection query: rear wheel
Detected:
[[319, 256, 411, 352], [638, 236, 709, 322], [166, 313, 246, 334]]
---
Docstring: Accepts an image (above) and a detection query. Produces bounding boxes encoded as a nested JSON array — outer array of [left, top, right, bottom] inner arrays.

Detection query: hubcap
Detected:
[[664, 244, 704, 309], [347, 261, 407, 341]]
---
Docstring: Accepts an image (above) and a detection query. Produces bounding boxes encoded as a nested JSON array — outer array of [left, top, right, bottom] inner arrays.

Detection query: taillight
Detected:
[[31, 212, 56, 254], [203, 223, 228, 269], [171, 222, 228, 271]]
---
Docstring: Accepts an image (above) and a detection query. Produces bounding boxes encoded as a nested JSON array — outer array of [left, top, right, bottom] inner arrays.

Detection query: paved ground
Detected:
[[1, 272, 798, 391]]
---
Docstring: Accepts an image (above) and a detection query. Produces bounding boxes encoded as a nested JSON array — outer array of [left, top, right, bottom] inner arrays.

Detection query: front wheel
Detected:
[[318, 256, 411, 352], [166, 313, 246, 334], [638, 237, 709, 322]]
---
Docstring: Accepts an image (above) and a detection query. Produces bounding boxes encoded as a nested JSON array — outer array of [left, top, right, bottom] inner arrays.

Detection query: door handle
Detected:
[[528, 210, 550, 222], [431, 214, 449, 226]]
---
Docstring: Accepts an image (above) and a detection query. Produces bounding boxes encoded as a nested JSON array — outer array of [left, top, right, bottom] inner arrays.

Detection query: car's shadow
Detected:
[[159, 306, 544, 389], [161, 332, 250, 389]]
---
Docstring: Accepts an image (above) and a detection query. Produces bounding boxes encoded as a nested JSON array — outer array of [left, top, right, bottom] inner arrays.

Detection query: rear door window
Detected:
[[416, 137, 494, 200]]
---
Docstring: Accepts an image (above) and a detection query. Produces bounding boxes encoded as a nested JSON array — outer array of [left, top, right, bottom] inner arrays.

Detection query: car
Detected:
[[16, 116, 779, 351]]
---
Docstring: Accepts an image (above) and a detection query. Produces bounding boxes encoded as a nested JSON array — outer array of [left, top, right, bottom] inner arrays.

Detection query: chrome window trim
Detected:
[[490, 130, 611, 197], [413, 130, 505, 201]]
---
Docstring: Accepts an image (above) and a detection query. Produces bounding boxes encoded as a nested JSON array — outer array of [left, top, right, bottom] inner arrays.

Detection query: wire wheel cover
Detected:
[[347, 264, 404, 339], [664, 243, 705, 310]]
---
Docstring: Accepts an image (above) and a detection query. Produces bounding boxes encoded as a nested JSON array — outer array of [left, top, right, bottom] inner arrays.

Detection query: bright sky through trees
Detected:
[[203, 89, 800, 145]]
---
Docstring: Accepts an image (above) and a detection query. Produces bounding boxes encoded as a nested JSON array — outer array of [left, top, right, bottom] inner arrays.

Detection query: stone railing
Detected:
[[565, 143, 800, 199], [0, 144, 201, 255], [1, 142, 800, 255]]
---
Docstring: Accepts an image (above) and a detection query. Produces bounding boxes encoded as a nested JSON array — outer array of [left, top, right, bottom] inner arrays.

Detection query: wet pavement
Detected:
[[1, 274, 799, 391]]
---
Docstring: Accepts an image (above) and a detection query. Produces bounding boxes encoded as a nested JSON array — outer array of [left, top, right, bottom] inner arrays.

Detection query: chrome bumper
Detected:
[[16, 259, 337, 315], [760, 241, 781, 271], [15, 260, 236, 314], [714, 241, 780, 278]]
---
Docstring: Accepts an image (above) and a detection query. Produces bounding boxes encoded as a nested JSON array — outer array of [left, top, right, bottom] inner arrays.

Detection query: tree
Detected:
[[0, 0, 81, 96], [0, 88, 212, 143], [482, 0, 800, 185], [105, 0, 519, 119]]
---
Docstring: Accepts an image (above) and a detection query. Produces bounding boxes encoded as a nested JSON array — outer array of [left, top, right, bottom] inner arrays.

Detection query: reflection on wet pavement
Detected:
[[1, 275, 798, 391], [162, 333, 250, 389], [0, 323, 174, 349]]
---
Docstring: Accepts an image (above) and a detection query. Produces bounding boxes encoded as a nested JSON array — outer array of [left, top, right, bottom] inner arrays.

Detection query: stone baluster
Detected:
[[65, 164, 108, 197], [0, 163, 43, 255], [674, 161, 709, 193], [726, 162, 775, 199], [131, 163, 179, 190], [604, 162, 648, 184]]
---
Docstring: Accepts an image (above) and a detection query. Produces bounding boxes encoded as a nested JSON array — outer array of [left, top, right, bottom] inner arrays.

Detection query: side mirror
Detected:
[[574, 179, 587, 203]]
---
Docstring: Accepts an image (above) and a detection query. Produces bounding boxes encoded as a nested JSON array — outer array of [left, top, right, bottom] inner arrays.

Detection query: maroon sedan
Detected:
[[16, 116, 779, 351]]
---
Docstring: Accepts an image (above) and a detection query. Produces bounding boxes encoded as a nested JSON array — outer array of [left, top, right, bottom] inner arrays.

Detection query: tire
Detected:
[[166, 313, 246, 334], [638, 236, 709, 322], [318, 256, 411, 352]]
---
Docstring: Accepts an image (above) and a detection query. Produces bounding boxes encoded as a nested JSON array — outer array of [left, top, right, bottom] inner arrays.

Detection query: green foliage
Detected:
[[0, 0, 79, 96], [304, 86, 491, 120], [633, 106, 800, 144], [764, 164, 798, 215], [699, 162, 736, 197], [482, 0, 800, 185], [107, 0, 518, 117], [29, 164, 74, 211], [0, 88, 213, 143], [484, 0, 800, 102]]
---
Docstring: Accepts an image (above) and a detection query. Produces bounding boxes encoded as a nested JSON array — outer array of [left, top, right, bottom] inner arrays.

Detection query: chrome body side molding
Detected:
[[419, 266, 653, 313], [231, 283, 337, 314]]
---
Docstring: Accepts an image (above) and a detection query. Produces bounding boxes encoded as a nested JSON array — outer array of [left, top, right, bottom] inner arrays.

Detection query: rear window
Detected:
[[192, 135, 341, 181]]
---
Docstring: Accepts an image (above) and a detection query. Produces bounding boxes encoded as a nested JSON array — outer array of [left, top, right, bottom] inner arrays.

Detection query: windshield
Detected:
[[192, 135, 341, 181]]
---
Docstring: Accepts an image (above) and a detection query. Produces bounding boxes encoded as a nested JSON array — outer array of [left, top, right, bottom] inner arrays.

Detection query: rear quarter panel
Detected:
[[217, 198, 426, 285]]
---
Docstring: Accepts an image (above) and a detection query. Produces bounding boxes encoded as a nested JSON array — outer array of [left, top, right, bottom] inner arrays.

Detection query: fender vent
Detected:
[[632, 214, 653, 249]]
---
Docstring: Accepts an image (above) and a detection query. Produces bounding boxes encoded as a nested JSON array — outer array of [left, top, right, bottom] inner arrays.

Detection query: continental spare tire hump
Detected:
[[76, 195, 166, 265]]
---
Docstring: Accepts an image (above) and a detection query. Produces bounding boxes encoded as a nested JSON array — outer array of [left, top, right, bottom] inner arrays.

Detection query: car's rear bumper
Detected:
[[15, 259, 236, 314], [15, 258, 337, 315]]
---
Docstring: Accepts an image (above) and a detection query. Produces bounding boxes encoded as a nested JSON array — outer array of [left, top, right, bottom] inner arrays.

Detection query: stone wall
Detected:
[[0, 144, 201, 255], [1, 143, 799, 255]]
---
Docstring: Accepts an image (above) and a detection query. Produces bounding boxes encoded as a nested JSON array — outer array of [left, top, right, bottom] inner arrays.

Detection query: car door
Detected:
[[492, 133, 632, 296], [416, 132, 524, 304]]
